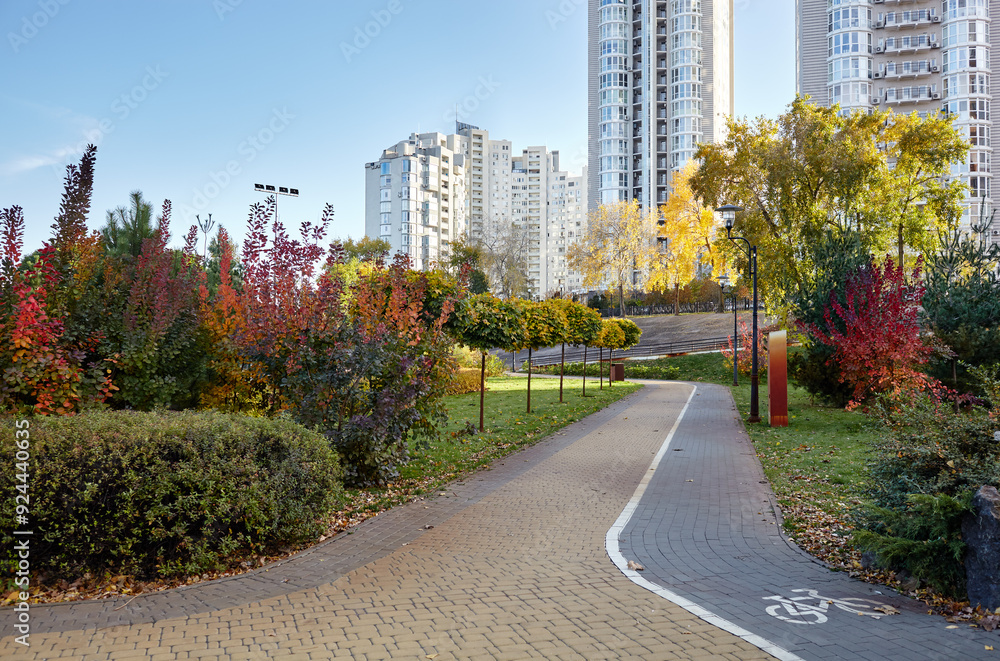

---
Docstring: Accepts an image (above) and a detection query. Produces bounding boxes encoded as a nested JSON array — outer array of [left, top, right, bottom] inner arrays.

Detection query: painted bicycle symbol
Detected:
[[762, 589, 889, 625]]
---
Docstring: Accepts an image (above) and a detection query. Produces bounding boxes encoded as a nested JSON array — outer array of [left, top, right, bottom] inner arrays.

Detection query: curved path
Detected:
[[615, 383, 995, 661], [2, 381, 995, 659]]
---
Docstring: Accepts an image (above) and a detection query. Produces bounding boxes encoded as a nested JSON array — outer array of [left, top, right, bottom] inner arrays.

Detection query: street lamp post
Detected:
[[253, 183, 299, 223], [717, 204, 760, 423], [718, 273, 737, 387]]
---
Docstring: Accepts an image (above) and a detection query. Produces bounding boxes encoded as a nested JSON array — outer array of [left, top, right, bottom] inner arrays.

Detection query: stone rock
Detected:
[[860, 550, 879, 570], [963, 485, 1000, 611]]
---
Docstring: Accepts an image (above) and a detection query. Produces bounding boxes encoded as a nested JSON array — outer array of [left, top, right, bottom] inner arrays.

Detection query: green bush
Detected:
[[853, 397, 1000, 597], [854, 493, 970, 596], [0, 410, 343, 581], [789, 341, 853, 408], [535, 360, 680, 381]]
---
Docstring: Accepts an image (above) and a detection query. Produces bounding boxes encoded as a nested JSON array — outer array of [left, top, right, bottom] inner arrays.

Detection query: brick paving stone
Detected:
[[1, 383, 775, 660], [9, 379, 990, 660]]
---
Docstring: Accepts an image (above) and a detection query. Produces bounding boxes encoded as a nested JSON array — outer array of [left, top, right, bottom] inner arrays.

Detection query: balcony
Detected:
[[878, 60, 937, 79]]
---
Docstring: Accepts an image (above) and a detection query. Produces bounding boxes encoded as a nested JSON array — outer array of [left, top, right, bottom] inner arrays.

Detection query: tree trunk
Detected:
[[582, 345, 588, 397], [479, 352, 486, 432], [527, 347, 532, 413], [954, 357, 959, 414], [600, 348, 604, 389], [898, 222, 905, 274], [559, 342, 565, 403], [674, 283, 680, 316], [619, 283, 625, 317]]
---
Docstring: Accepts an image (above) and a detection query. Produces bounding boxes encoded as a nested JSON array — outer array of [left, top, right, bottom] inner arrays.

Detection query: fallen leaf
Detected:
[[426, 655, 439, 659], [874, 605, 900, 615], [627, 560, 645, 571], [946, 625, 959, 629]]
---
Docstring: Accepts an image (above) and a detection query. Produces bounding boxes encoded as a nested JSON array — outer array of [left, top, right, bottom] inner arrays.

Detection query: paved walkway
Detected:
[[2, 381, 996, 659], [616, 383, 996, 661]]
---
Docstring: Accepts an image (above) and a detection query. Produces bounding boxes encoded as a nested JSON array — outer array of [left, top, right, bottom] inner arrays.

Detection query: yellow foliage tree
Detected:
[[568, 199, 656, 317], [649, 161, 718, 315]]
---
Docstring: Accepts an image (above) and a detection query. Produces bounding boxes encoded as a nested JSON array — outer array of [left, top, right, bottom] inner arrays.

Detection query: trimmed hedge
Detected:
[[1, 410, 343, 580]]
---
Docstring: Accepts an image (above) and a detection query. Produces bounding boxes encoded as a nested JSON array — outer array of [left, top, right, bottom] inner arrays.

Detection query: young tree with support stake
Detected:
[[449, 294, 526, 432], [552, 300, 603, 399], [606, 318, 642, 386], [595, 319, 625, 389], [514, 300, 568, 412]]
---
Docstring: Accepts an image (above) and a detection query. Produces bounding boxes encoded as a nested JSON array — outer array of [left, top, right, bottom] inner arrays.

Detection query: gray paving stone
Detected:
[[622, 382, 997, 661]]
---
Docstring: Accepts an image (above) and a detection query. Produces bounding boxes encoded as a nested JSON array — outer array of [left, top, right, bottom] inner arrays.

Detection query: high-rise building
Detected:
[[364, 132, 468, 271], [365, 127, 589, 296], [588, 0, 734, 211], [796, 0, 1000, 228]]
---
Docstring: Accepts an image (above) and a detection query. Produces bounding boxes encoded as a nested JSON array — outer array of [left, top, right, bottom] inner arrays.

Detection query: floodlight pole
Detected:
[[253, 183, 300, 223]]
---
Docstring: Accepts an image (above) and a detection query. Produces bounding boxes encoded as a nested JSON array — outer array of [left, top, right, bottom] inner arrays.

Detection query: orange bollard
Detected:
[[768, 330, 788, 427]]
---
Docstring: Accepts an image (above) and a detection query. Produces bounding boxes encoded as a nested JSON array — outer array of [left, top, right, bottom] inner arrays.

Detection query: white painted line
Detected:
[[605, 384, 806, 661]]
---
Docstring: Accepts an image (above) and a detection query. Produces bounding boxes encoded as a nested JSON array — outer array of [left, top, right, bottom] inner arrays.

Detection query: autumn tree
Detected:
[[339, 235, 391, 263], [563, 301, 603, 397], [514, 300, 568, 412], [650, 161, 717, 315], [480, 219, 531, 299], [450, 294, 527, 430], [446, 237, 490, 294], [568, 199, 656, 317], [692, 97, 968, 312], [594, 319, 625, 389]]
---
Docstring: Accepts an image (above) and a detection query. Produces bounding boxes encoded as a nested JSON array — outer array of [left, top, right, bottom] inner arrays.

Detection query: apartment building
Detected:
[[364, 132, 468, 271], [365, 127, 589, 297], [588, 0, 735, 210], [797, 0, 1000, 230]]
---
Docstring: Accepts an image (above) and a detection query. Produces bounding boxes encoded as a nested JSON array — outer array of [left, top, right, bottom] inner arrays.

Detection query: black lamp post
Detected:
[[717, 204, 760, 423], [718, 273, 738, 387]]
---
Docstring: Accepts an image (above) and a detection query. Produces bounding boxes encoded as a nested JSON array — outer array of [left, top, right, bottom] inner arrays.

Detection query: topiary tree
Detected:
[[608, 319, 642, 386], [595, 319, 625, 389], [514, 299, 568, 412], [560, 300, 603, 398], [450, 294, 526, 431]]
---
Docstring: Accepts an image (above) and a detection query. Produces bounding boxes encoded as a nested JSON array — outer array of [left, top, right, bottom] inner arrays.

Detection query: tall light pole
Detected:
[[717, 204, 760, 423], [253, 183, 299, 223], [718, 273, 737, 387]]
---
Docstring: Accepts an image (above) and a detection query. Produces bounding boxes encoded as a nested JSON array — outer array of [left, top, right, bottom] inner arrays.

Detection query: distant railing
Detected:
[[596, 299, 755, 317], [505, 336, 733, 371]]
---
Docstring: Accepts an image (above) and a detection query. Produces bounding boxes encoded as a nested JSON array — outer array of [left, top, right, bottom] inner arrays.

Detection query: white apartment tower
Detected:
[[796, 0, 1000, 226], [364, 133, 468, 271], [366, 127, 589, 297], [588, 0, 734, 210]]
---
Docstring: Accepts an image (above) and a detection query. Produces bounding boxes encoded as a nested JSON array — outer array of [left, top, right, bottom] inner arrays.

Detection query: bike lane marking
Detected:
[[605, 384, 806, 661]]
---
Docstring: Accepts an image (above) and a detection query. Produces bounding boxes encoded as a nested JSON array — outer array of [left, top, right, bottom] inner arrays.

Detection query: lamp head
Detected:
[[715, 204, 744, 230]]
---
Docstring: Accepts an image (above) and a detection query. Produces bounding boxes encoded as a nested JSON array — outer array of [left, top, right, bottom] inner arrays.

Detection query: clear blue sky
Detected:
[[1, 0, 795, 256]]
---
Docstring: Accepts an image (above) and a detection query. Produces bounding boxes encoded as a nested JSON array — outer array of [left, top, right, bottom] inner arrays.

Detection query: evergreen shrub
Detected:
[[0, 410, 342, 580]]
